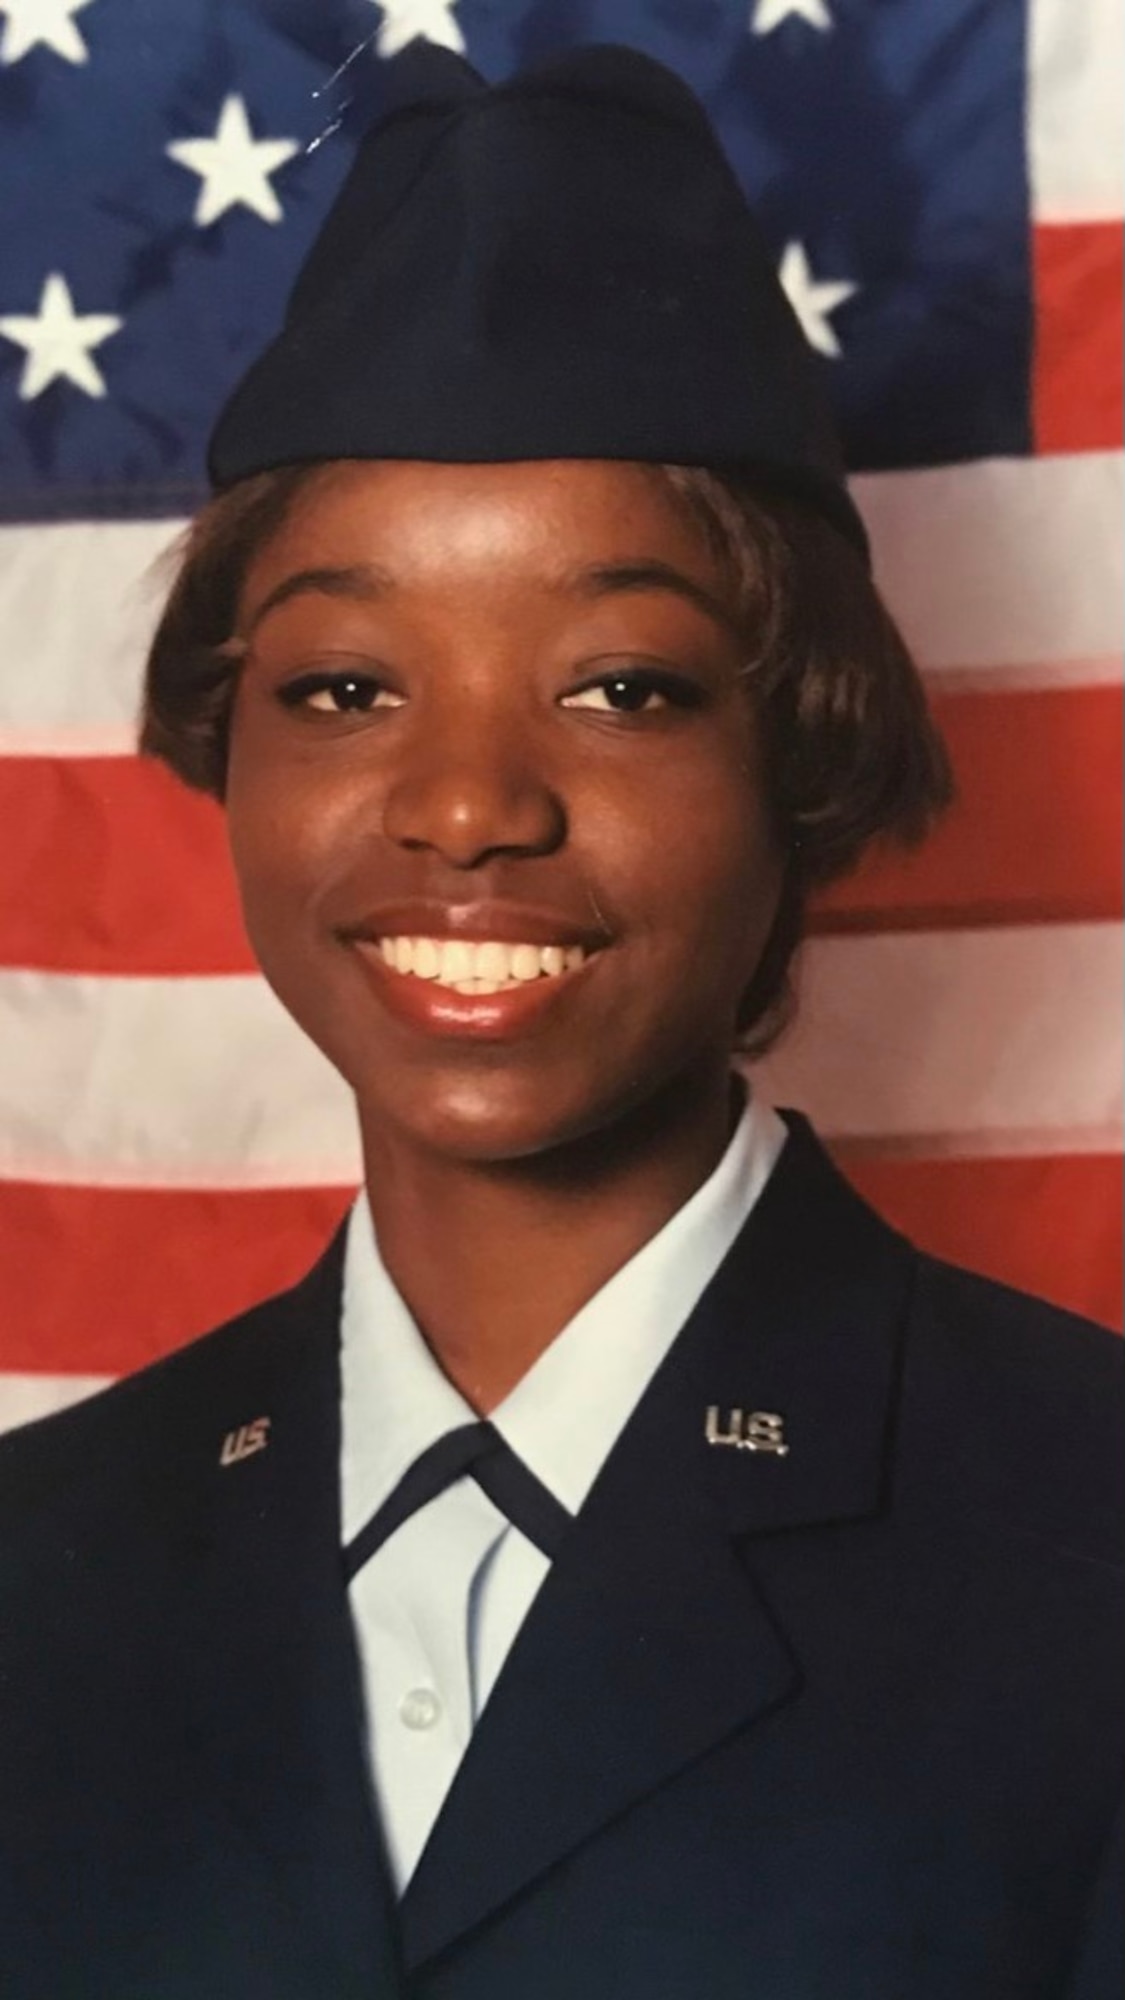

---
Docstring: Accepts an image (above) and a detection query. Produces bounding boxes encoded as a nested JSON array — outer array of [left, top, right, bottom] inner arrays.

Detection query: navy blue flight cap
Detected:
[[208, 42, 868, 561]]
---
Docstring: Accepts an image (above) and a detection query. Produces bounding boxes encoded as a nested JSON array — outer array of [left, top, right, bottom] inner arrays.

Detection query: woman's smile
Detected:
[[338, 895, 608, 1036], [224, 457, 786, 1164], [352, 932, 601, 1039]]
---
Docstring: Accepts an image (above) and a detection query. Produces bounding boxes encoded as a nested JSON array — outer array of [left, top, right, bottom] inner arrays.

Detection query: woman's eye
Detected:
[[277, 672, 402, 715], [561, 670, 703, 716]]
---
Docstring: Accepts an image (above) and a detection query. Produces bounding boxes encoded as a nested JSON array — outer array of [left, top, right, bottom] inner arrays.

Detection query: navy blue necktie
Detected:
[[343, 1421, 573, 1582]]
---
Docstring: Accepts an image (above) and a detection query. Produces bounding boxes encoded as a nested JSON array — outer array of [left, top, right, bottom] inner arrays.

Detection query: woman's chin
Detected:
[[357, 1082, 611, 1169], [351, 1050, 722, 1179]]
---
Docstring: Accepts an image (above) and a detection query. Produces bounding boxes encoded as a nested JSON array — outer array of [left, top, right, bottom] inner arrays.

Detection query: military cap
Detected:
[[209, 41, 867, 558]]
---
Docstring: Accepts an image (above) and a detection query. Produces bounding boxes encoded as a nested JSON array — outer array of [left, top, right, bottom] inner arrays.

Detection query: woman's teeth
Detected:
[[377, 937, 587, 994]]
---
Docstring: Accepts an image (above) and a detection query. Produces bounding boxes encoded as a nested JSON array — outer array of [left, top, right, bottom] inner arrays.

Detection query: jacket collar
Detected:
[[399, 1111, 916, 1967]]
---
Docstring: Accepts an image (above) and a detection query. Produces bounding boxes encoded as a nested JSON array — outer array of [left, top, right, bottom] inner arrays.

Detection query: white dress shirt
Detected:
[[340, 1082, 788, 1892]]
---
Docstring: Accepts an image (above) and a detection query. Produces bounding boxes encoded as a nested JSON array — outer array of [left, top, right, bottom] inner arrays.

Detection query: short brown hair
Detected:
[[139, 461, 954, 1057]]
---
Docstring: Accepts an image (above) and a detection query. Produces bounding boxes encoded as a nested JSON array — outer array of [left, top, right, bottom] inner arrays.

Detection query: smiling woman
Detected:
[[1, 38, 1121, 2000]]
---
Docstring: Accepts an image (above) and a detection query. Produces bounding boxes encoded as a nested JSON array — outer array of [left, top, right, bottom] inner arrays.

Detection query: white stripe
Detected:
[[0, 455, 1121, 751], [754, 922, 1123, 1151], [0, 927, 1118, 1187], [1029, 0, 1125, 222], [0, 969, 361, 1186], [851, 453, 1123, 683], [0, 519, 181, 751], [0, 1371, 112, 1436]]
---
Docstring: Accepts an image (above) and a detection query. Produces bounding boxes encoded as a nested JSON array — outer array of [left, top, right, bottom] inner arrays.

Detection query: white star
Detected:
[[371, 0, 465, 59], [0, 0, 92, 65], [0, 272, 121, 399], [750, 0, 832, 34], [778, 241, 856, 358], [166, 96, 300, 228]]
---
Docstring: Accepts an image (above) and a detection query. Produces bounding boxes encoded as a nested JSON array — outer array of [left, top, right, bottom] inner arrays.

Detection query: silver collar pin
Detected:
[[704, 1405, 788, 1456]]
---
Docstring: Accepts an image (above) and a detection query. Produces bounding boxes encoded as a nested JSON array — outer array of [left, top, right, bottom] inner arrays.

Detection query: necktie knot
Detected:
[[344, 1420, 572, 1582]]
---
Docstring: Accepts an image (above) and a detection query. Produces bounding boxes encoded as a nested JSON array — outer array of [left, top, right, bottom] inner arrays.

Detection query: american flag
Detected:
[[0, 0, 1121, 1433]]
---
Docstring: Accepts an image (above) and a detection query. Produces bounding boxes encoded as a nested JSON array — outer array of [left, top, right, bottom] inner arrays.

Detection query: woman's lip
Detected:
[[351, 940, 598, 1039], [339, 900, 610, 953]]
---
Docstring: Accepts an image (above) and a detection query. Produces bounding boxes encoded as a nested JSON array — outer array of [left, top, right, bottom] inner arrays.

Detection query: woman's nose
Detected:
[[380, 720, 567, 868]]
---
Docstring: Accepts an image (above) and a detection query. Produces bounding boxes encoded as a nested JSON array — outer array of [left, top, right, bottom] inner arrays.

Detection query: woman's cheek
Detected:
[[229, 760, 363, 915]]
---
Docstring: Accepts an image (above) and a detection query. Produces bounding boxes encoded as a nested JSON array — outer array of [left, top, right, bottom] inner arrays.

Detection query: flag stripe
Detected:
[[0, 1181, 353, 1376], [813, 682, 1124, 933], [0, 966, 360, 1188], [1033, 224, 1125, 453], [0, 518, 176, 750], [752, 921, 1122, 1151], [1, 681, 1119, 977], [842, 1146, 1123, 1332], [1028, 0, 1125, 223], [0, 755, 247, 974], [0, 924, 1117, 1190], [850, 452, 1123, 681], [1, 452, 1121, 753]]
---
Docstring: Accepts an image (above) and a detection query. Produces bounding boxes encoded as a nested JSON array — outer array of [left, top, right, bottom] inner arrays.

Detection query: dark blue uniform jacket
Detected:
[[1, 1111, 1121, 1998]]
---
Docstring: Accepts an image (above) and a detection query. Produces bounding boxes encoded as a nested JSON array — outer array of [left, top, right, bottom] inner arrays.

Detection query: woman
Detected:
[[1, 42, 1120, 2000]]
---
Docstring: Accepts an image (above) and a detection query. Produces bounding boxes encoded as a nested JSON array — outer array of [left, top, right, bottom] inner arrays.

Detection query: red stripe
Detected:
[[840, 1148, 1123, 1332], [814, 683, 1123, 933], [0, 754, 254, 974], [1, 683, 1121, 972], [0, 1182, 354, 1375], [0, 1155, 1117, 1381], [1033, 222, 1124, 455]]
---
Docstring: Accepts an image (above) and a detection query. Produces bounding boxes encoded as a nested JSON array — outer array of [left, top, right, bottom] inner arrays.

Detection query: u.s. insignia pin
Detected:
[[704, 1406, 788, 1456], [219, 1416, 271, 1466]]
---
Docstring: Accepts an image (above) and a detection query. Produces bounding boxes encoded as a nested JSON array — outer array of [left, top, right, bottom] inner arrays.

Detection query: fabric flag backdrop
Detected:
[[0, 0, 1121, 1435]]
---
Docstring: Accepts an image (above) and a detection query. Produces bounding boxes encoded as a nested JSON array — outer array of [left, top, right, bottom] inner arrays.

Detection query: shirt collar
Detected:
[[341, 1080, 787, 1543]]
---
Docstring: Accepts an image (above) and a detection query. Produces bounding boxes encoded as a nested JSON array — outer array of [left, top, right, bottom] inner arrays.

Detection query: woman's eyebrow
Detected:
[[246, 563, 392, 636], [562, 560, 741, 640], [244, 555, 739, 641]]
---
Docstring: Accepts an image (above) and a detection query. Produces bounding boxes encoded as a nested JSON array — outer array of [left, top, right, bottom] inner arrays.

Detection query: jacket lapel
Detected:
[[157, 1226, 401, 1998], [400, 1111, 916, 1970]]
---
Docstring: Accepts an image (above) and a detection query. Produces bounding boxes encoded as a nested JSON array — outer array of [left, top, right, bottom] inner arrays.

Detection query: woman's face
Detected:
[[225, 459, 786, 1164]]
